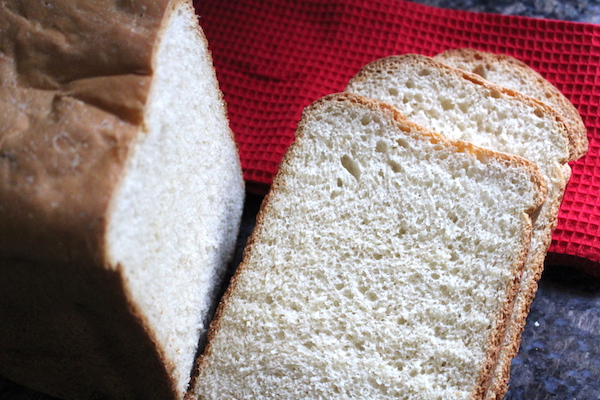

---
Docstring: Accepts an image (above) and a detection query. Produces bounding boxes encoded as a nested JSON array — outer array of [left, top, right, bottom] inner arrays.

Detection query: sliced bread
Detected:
[[0, 1, 244, 399], [434, 48, 588, 160], [433, 48, 589, 398], [345, 53, 572, 399], [191, 93, 546, 399]]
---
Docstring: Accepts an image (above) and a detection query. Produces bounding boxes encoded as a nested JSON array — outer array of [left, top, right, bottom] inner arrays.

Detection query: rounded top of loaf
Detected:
[[0, 0, 174, 265]]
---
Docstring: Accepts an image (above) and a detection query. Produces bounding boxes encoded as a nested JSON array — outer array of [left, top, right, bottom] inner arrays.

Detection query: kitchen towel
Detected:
[[194, 0, 600, 275]]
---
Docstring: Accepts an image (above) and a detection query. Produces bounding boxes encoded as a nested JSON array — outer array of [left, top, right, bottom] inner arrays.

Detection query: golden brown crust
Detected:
[[470, 210, 535, 400], [0, 0, 167, 266], [435, 48, 588, 161], [0, 258, 176, 400]]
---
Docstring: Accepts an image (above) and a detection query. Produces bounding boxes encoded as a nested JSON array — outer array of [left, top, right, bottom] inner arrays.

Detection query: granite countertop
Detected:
[[2, 1, 599, 399], [412, 0, 600, 24]]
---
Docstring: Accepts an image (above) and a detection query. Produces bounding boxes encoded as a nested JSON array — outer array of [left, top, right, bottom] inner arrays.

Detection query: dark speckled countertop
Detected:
[[412, 0, 600, 23], [1, 1, 599, 399]]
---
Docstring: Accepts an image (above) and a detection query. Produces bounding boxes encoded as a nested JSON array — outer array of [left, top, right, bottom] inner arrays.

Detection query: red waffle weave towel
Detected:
[[194, 0, 600, 275]]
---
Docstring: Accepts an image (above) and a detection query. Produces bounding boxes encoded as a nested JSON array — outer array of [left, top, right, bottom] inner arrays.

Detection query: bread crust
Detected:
[[194, 93, 546, 400], [0, 0, 168, 269], [481, 163, 570, 400], [0, 1, 235, 399], [434, 48, 588, 161]]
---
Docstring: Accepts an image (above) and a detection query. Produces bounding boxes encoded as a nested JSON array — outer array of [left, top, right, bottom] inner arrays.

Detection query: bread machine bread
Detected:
[[434, 48, 588, 160], [0, 1, 244, 399]]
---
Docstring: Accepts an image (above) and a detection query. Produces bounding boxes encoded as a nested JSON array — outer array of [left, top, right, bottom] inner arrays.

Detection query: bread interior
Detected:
[[345, 56, 569, 306], [106, 2, 243, 396]]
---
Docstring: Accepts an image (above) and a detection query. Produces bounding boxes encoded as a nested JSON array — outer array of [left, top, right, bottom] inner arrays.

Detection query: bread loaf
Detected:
[[434, 48, 588, 160], [191, 93, 546, 399], [345, 53, 573, 399], [0, 1, 244, 399]]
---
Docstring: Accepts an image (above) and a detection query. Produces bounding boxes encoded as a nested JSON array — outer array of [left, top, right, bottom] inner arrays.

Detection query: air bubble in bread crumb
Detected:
[[397, 138, 410, 149], [472, 64, 487, 79], [375, 140, 388, 153], [490, 89, 502, 99], [458, 102, 471, 113], [441, 98, 454, 111], [341, 155, 361, 181], [388, 160, 402, 173]]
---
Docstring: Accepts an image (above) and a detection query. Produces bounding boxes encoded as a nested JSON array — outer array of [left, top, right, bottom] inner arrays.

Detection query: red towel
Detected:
[[194, 0, 600, 276]]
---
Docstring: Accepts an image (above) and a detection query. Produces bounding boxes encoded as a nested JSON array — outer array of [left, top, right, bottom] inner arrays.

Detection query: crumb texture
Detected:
[[434, 48, 587, 160], [346, 54, 568, 311], [346, 55, 573, 400], [194, 95, 540, 400], [107, 2, 244, 396]]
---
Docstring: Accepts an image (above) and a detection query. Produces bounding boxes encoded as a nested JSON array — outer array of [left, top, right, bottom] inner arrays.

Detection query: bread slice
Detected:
[[345, 54, 572, 399], [0, 1, 244, 399], [434, 48, 588, 160], [191, 93, 546, 399]]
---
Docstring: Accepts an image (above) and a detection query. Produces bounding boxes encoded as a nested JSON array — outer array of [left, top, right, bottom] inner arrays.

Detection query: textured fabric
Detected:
[[194, 0, 600, 274]]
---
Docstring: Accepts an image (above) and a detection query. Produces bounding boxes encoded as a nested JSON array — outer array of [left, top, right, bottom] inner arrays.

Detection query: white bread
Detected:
[[191, 93, 546, 399], [0, 1, 244, 399], [434, 48, 588, 160], [345, 53, 572, 399]]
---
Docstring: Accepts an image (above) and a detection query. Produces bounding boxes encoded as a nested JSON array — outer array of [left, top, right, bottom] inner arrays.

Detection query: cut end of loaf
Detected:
[[106, 1, 244, 397], [193, 93, 543, 400]]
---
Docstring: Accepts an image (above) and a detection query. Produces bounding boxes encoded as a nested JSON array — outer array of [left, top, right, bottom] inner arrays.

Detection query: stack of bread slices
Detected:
[[191, 50, 586, 400]]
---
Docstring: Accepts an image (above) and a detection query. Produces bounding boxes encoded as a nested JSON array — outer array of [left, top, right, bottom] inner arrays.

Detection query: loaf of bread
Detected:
[[434, 48, 588, 160], [345, 53, 573, 398], [190, 93, 546, 399], [0, 1, 244, 399]]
